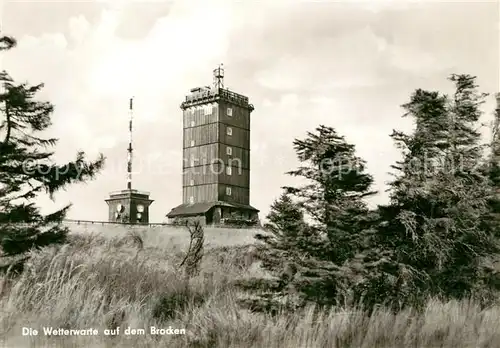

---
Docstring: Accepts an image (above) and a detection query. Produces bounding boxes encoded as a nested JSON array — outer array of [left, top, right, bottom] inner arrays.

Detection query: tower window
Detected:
[[226, 146, 232, 155], [190, 140, 195, 147], [227, 127, 232, 136], [226, 166, 232, 175], [227, 107, 233, 116], [189, 196, 194, 204], [190, 179, 194, 186], [226, 187, 232, 196], [190, 120, 195, 127]]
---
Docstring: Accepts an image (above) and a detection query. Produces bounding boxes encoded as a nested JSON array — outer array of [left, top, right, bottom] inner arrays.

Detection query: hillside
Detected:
[[2, 223, 500, 348], [63, 221, 262, 249]]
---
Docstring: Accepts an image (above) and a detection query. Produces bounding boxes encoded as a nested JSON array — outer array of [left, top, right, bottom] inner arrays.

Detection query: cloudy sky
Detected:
[[1, 0, 499, 222]]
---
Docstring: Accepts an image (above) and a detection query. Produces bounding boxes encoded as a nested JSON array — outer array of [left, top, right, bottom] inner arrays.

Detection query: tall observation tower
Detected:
[[166, 65, 259, 225], [105, 98, 153, 224]]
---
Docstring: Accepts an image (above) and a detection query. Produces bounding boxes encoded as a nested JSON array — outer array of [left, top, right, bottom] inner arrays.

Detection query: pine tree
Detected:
[[488, 94, 500, 184], [0, 34, 104, 270], [284, 125, 376, 264], [240, 126, 377, 311], [256, 193, 307, 273], [479, 92, 500, 293], [375, 74, 500, 307], [485, 93, 500, 212], [282, 126, 377, 307], [236, 193, 308, 313]]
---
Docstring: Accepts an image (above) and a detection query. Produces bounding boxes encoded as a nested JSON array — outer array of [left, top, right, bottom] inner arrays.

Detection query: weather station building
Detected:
[[166, 65, 259, 226], [105, 98, 153, 224]]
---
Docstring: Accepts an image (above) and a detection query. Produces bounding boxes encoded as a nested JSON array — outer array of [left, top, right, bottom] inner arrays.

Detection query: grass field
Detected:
[[1, 223, 500, 348], [63, 221, 261, 249]]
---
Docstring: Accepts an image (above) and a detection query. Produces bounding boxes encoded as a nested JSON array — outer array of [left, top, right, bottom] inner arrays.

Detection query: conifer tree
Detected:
[[0, 34, 104, 269], [282, 126, 377, 306], [240, 126, 377, 311], [237, 193, 308, 313], [479, 93, 500, 288], [375, 74, 500, 307], [256, 193, 307, 273], [284, 125, 376, 264], [484, 94, 500, 212], [488, 94, 500, 186]]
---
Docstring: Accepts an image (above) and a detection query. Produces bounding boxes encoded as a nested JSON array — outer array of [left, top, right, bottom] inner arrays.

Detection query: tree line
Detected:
[[239, 75, 500, 312]]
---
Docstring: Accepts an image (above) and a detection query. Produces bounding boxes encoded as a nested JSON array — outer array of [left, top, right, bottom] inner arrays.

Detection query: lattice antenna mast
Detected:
[[213, 63, 224, 90], [127, 97, 134, 190]]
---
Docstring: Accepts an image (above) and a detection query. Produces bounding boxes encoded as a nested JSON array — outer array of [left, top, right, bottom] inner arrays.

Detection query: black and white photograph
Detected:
[[0, 0, 499, 347]]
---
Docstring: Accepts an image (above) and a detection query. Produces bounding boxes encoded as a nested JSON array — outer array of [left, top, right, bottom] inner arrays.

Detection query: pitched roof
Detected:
[[166, 201, 259, 218], [166, 202, 216, 217]]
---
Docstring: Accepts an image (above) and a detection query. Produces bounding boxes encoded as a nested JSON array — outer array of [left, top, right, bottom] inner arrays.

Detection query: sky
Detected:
[[0, 0, 499, 223]]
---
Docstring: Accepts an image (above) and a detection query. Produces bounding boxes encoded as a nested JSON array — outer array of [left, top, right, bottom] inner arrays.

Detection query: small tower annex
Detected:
[[105, 98, 153, 224], [166, 65, 259, 225]]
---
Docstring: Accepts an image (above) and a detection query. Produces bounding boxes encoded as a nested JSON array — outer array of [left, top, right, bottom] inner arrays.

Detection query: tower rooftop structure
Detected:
[[181, 86, 254, 111]]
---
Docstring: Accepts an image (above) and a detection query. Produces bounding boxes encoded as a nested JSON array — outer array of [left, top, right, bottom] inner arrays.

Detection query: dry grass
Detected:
[[1, 225, 500, 348]]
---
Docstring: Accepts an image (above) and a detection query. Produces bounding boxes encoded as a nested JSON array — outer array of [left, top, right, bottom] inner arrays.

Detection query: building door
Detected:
[[213, 207, 221, 224]]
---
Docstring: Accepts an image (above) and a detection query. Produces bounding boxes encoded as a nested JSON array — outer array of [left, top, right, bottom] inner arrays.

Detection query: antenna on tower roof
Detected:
[[213, 63, 224, 90]]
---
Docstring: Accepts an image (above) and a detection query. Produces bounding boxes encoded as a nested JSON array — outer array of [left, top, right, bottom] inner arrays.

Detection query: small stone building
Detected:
[[105, 189, 153, 224]]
